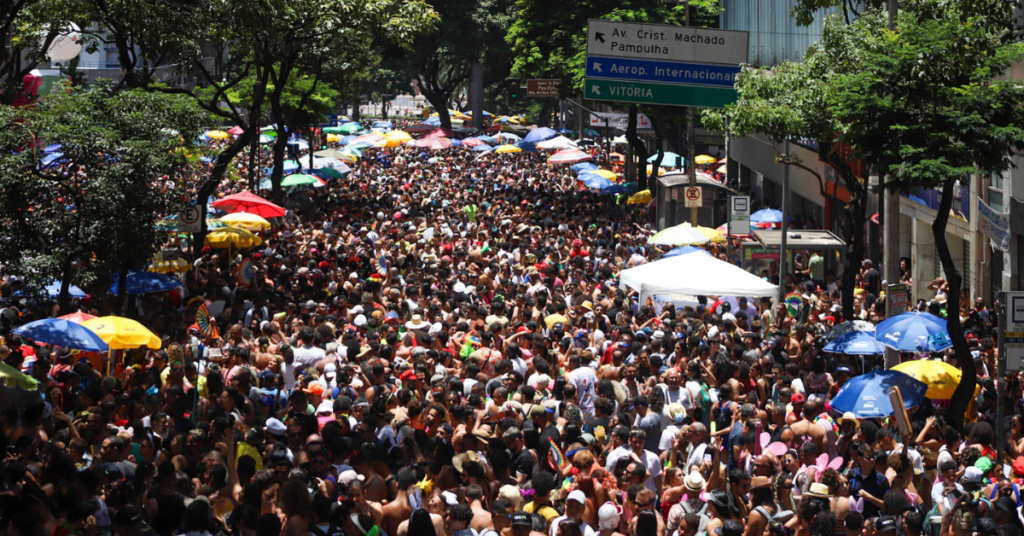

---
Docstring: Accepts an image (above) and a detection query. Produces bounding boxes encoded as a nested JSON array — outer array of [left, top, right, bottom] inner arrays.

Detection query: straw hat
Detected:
[[805, 483, 831, 498], [405, 314, 430, 330]]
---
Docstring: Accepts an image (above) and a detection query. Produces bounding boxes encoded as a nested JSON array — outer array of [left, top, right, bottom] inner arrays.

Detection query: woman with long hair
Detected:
[[967, 421, 997, 461], [276, 479, 312, 536]]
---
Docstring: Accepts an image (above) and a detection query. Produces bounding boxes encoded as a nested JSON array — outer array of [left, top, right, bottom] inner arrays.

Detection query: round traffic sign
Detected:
[[180, 206, 201, 225], [685, 187, 701, 200]]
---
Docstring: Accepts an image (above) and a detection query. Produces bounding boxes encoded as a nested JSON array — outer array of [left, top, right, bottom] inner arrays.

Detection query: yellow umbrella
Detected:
[[325, 133, 342, 143], [891, 360, 980, 400], [494, 144, 522, 154], [205, 130, 230, 140], [219, 213, 271, 231], [82, 316, 161, 350], [148, 257, 190, 274], [716, 164, 727, 174], [591, 169, 617, 179], [205, 226, 264, 248], [646, 165, 666, 176], [695, 154, 717, 164], [385, 130, 412, 147], [628, 190, 652, 205], [695, 224, 726, 243]]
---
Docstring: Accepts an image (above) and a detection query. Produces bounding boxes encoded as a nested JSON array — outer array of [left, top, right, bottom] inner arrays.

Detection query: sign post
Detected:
[[179, 205, 201, 233], [729, 195, 750, 236], [526, 79, 561, 97], [683, 186, 703, 208], [887, 284, 909, 315], [998, 292, 1014, 463], [583, 19, 748, 108]]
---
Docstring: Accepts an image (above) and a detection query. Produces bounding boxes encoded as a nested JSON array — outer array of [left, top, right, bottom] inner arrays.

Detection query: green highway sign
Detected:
[[584, 78, 737, 108]]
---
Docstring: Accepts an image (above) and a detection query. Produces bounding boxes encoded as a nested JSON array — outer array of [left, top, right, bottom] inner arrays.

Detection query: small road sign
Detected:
[[684, 186, 703, 208], [179, 205, 202, 233]]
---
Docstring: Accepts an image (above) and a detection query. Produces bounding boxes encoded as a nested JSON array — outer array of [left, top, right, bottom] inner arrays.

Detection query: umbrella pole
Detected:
[[107, 348, 112, 377]]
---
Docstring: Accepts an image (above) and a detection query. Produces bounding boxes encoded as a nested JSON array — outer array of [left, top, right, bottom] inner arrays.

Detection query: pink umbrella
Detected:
[[226, 126, 244, 136], [461, 138, 486, 147], [547, 149, 592, 164], [212, 191, 286, 218], [351, 133, 384, 144], [59, 312, 98, 324], [424, 128, 454, 139], [413, 137, 452, 150]]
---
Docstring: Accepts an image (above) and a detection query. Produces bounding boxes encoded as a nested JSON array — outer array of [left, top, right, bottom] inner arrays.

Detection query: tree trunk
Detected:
[[625, 106, 649, 189], [824, 146, 868, 321], [352, 96, 361, 121], [118, 266, 129, 316], [269, 124, 289, 203], [195, 132, 254, 255], [935, 179, 975, 432], [538, 98, 553, 128], [420, 85, 452, 131], [649, 114, 666, 196]]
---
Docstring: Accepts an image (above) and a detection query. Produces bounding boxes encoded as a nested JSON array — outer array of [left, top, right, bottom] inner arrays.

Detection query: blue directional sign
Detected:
[[586, 56, 740, 89]]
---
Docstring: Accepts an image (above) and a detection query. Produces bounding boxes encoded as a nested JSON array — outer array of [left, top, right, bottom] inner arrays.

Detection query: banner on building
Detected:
[[977, 197, 1009, 250]]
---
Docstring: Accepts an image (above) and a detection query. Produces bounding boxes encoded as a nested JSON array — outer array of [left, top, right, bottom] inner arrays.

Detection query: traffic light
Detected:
[[509, 80, 519, 100]]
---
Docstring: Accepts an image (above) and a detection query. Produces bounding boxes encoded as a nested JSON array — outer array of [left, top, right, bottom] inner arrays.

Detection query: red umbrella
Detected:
[[226, 126, 244, 136], [462, 138, 485, 147], [413, 137, 452, 150], [212, 191, 286, 218], [59, 312, 98, 324], [424, 128, 454, 139]]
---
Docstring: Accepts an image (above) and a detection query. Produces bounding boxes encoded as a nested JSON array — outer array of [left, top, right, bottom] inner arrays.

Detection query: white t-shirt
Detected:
[[685, 442, 711, 474], [293, 344, 326, 367], [567, 366, 598, 415], [637, 448, 663, 492], [660, 424, 683, 452], [550, 516, 597, 536]]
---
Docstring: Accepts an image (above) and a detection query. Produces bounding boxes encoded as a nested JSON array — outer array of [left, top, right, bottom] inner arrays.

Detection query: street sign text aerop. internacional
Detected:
[[584, 20, 749, 108]]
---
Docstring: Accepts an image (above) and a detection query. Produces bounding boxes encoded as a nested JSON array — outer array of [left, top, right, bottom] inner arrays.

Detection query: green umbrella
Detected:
[[280, 173, 320, 187], [338, 123, 362, 134], [258, 134, 274, 144]]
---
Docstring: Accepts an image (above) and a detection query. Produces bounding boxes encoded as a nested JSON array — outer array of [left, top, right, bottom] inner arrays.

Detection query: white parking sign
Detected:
[[179, 205, 201, 233]]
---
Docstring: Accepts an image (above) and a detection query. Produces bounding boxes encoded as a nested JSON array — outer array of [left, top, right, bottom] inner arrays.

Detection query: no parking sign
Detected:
[[179, 205, 201, 232]]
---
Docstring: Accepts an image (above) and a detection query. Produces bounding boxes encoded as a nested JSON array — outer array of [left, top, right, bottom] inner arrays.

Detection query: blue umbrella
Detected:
[[515, 141, 538, 153], [423, 116, 441, 127], [45, 281, 88, 298], [664, 246, 712, 258], [830, 369, 929, 418], [573, 162, 599, 172], [751, 208, 783, 224], [268, 160, 300, 175], [13, 318, 109, 352], [648, 151, 684, 168], [524, 127, 558, 144], [372, 120, 393, 130], [600, 184, 629, 195], [557, 128, 573, 135], [43, 144, 62, 153], [111, 272, 183, 295], [472, 144, 493, 152], [339, 135, 357, 145], [823, 331, 886, 355], [450, 139, 462, 146], [875, 311, 952, 352], [578, 173, 614, 189], [286, 139, 309, 150]]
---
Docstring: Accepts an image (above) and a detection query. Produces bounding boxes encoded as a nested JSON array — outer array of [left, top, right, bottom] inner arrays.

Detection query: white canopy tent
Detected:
[[535, 135, 578, 150], [619, 253, 778, 304]]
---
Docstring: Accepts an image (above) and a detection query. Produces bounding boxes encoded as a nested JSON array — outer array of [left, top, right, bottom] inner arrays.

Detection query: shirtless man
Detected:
[[381, 468, 417, 536], [467, 484, 493, 533], [598, 348, 626, 381], [788, 399, 826, 456]]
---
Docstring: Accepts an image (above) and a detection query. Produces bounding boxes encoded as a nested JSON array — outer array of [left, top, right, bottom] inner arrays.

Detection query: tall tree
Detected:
[[702, 15, 876, 320], [831, 0, 1024, 431], [0, 0, 82, 105], [407, 0, 513, 131], [0, 81, 207, 309]]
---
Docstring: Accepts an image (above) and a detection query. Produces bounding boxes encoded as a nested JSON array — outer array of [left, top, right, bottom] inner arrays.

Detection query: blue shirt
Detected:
[[849, 466, 890, 518]]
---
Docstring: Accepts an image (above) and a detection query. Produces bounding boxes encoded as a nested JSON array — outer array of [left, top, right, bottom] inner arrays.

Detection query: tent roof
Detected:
[[619, 253, 778, 304], [752, 229, 846, 250]]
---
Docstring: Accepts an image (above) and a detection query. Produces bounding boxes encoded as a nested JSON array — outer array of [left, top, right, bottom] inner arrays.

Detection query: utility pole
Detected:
[[686, 0, 698, 225], [996, 292, 1007, 463], [884, 0, 901, 368], [778, 140, 790, 304]]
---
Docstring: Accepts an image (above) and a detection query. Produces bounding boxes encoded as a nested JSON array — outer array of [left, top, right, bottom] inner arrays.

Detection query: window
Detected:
[[990, 171, 1004, 210]]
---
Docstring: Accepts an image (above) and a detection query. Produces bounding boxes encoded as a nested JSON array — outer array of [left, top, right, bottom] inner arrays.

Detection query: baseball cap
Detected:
[[876, 516, 897, 533], [963, 466, 984, 483], [511, 512, 532, 527], [567, 490, 586, 504], [114, 504, 147, 530], [791, 393, 806, 405]]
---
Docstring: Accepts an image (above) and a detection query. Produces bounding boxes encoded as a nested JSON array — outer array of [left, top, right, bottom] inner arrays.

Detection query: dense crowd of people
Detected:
[[0, 120, 1009, 536]]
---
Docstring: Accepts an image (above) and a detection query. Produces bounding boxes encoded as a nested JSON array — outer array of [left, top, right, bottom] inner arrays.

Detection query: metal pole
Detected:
[[997, 291, 1007, 463], [884, 0, 901, 369], [778, 140, 790, 304], [686, 0, 698, 225]]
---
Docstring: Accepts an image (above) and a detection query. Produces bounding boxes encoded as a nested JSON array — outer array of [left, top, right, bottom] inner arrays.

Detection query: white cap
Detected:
[[338, 470, 365, 486], [707, 325, 720, 339], [324, 363, 337, 379], [350, 305, 364, 314], [567, 490, 586, 504], [354, 314, 367, 327], [316, 400, 334, 414]]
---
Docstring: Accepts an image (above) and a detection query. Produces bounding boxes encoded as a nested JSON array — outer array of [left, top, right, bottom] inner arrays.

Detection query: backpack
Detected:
[[681, 500, 711, 533], [697, 382, 712, 410]]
